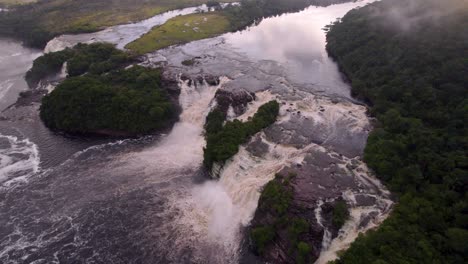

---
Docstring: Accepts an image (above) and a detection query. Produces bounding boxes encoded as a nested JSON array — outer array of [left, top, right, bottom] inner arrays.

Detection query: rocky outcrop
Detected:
[[206, 88, 257, 178], [248, 153, 383, 263], [244, 102, 393, 263], [249, 172, 325, 263], [214, 89, 256, 116]]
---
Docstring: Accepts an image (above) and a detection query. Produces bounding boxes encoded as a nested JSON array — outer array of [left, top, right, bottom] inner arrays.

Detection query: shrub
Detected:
[[203, 100, 279, 169], [251, 225, 275, 255], [332, 200, 349, 229]]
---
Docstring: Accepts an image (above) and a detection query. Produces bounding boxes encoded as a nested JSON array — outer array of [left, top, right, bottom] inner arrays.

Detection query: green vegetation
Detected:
[[206, 1, 221, 8], [25, 49, 73, 87], [127, 0, 317, 54], [126, 12, 230, 54], [0, 0, 326, 50], [67, 44, 132, 77], [250, 225, 275, 255], [332, 200, 349, 230], [288, 218, 309, 248], [181, 58, 197, 66], [250, 173, 313, 263], [223, 0, 312, 29], [0, 0, 36, 7], [260, 174, 293, 215], [251, 174, 293, 254], [36, 43, 176, 135], [41, 65, 176, 135], [203, 100, 279, 169], [326, 0, 468, 263], [297, 241, 312, 264], [0, 0, 237, 48], [26, 43, 133, 87]]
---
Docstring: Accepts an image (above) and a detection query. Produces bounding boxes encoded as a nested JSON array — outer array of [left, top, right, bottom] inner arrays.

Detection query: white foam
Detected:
[[0, 134, 40, 187], [315, 159, 393, 264], [0, 79, 14, 101], [231, 90, 275, 122], [174, 132, 318, 262], [130, 76, 229, 178]]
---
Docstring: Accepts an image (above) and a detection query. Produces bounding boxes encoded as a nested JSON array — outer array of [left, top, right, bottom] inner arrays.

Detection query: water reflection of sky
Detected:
[[223, 0, 374, 95]]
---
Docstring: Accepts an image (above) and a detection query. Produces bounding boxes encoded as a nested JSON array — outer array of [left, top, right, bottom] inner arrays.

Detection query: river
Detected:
[[0, 1, 391, 263]]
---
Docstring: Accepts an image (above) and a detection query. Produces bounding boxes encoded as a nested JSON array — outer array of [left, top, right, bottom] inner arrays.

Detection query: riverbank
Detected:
[[127, 0, 358, 54], [126, 12, 231, 54], [0, 0, 238, 48], [326, 0, 468, 263]]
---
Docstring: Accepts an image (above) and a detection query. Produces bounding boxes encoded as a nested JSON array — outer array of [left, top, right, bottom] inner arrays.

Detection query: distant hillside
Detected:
[[326, 0, 467, 263]]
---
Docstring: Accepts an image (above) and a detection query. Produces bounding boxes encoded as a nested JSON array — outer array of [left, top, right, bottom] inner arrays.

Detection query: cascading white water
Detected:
[[168, 87, 392, 263], [176, 137, 307, 263], [130, 76, 229, 175], [0, 135, 39, 187], [315, 163, 393, 264]]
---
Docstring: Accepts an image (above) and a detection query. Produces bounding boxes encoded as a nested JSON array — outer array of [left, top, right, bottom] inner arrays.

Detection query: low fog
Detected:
[[369, 0, 468, 31]]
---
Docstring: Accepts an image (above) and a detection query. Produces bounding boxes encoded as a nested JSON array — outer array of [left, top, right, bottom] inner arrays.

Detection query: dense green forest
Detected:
[[26, 43, 133, 87], [41, 66, 176, 135], [223, 0, 349, 30], [326, 0, 467, 263], [38, 44, 176, 135], [203, 100, 279, 169]]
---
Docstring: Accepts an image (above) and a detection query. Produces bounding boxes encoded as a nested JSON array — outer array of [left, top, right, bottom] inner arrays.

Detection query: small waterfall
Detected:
[[130, 76, 229, 177], [178, 103, 317, 262], [173, 89, 392, 263], [315, 166, 393, 264], [186, 137, 305, 262]]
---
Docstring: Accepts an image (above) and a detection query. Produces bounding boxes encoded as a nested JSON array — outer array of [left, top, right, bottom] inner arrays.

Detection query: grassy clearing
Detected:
[[40, 0, 233, 34], [126, 12, 230, 54], [0, 0, 237, 47]]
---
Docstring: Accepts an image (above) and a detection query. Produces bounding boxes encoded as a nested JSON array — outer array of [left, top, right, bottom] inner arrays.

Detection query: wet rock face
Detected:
[[160, 70, 183, 96], [249, 172, 325, 263], [214, 89, 256, 116], [238, 94, 392, 263], [248, 141, 390, 263], [14, 89, 49, 108]]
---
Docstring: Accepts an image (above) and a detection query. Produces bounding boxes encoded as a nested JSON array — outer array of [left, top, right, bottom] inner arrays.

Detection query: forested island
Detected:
[[26, 42, 134, 87], [203, 100, 279, 170], [326, 0, 467, 263], [35, 43, 178, 136]]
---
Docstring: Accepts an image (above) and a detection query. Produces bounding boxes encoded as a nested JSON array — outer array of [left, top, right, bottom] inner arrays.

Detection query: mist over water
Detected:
[[0, 1, 392, 263]]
